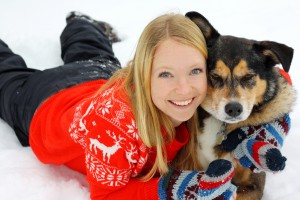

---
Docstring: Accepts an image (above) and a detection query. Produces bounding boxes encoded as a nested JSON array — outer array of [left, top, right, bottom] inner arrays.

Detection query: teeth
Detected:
[[171, 99, 192, 106]]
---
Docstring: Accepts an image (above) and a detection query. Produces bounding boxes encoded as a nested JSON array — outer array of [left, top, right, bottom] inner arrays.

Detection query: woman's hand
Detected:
[[159, 159, 237, 200]]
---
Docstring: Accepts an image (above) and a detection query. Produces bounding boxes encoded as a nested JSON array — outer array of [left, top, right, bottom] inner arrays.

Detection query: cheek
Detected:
[[151, 79, 166, 106], [151, 81, 158, 105], [151, 93, 159, 109], [195, 78, 208, 94]]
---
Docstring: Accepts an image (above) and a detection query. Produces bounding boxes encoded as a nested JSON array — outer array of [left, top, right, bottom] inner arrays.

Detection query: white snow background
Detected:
[[0, 0, 299, 199]]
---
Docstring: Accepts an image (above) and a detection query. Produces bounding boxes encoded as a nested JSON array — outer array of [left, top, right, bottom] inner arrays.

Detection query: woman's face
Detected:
[[151, 39, 207, 127]]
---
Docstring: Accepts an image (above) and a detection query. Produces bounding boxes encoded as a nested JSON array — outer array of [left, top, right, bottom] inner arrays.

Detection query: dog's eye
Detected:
[[240, 74, 256, 87], [241, 74, 255, 82], [210, 74, 223, 81], [209, 74, 224, 87]]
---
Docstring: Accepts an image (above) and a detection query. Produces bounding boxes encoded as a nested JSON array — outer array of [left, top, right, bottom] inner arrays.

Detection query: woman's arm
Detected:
[[88, 159, 237, 200]]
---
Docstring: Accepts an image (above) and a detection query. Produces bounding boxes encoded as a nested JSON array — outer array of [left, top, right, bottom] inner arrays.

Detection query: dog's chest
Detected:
[[197, 116, 224, 169]]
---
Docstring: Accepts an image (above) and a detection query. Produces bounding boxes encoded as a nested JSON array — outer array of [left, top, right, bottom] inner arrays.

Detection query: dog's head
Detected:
[[186, 11, 294, 123]]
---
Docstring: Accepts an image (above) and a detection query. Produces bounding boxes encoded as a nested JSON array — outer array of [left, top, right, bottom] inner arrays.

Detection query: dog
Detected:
[[185, 11, 296, 199]]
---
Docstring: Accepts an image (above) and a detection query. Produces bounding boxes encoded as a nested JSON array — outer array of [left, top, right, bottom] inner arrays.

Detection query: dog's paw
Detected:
[[220, 129, 247, 151]]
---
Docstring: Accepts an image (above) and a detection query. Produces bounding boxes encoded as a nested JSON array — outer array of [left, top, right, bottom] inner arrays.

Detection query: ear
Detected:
[[185, 11, 220, 45], [254, 41, 294, 72]]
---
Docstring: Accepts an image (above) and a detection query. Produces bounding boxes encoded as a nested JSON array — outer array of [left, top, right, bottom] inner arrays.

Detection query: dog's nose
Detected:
[[225, 102, 243, 117]]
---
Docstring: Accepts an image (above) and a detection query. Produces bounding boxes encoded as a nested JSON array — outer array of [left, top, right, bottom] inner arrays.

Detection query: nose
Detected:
[[175, 77, 191, 94], [225, 102, 243, 117]]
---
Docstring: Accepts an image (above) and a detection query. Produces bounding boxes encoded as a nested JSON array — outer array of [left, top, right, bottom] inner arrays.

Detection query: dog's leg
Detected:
[[234, 165, 266, 200]]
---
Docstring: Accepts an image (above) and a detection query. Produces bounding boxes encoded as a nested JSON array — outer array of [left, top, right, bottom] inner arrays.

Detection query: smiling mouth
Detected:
[[170, 98, 193, 106]]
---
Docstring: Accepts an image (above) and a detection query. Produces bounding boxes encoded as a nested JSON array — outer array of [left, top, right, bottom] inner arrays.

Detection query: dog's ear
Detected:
[[185, 11, 220, 46], [254, 41, 294, 72]]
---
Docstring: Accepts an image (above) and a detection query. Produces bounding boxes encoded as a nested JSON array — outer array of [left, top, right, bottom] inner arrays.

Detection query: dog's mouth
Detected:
[[223, 117, 244, 124]]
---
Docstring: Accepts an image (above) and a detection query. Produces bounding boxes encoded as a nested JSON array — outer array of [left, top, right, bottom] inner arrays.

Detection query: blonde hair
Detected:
[[100, 13, 207, 180]]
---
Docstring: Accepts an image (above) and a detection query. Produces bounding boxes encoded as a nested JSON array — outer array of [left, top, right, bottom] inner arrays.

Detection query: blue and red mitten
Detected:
[[221, 114, 290, 173], [233, 139, 286, 172], [158, 159, 237, 200]]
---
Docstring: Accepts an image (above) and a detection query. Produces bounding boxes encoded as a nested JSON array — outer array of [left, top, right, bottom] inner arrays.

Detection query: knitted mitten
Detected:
[[233, 139, 286, 172], [158, 159, 237, 200], [221, 114, 290, 173], [212, 184, 237, 200]]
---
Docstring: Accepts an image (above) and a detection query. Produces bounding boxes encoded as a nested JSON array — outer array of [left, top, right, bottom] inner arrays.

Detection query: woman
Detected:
[[0, 12, 237, 199]]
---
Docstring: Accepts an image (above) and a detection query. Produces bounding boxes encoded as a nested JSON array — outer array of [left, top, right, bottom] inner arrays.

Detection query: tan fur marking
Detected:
[[202, 60, 232, 108], [215, 60, 230, 78], [226, 70, 296, 132], [202, 85, 231, 112], [233, 60, 253, 99], [233, 165, 252, 185], [234, 165, 266, 200], [233, 60, 249, 77], [263, 49, 280, 64], [232, 60, 266, 105], [206, 60, 232, 103], [253, 77, 267, 104]]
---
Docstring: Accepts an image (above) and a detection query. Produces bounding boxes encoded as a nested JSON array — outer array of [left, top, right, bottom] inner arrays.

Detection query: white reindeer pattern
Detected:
[[78, 99, 96, 134], [89, 130, 125, 163], [125, 143, 138, 167]]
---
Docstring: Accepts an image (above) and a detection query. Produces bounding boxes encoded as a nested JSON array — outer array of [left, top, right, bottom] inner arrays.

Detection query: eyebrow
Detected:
[[152, 66, 173, 74]]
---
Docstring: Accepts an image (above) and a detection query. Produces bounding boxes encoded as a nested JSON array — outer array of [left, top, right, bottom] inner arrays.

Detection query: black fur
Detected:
[[186, 11, 294, 200], [185, 11, 293, 71], [186, 11, 294, 110]]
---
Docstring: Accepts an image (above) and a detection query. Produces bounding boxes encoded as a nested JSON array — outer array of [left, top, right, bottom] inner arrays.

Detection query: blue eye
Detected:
[[191, 68, 203, 75], [159, 71, 172, 78]]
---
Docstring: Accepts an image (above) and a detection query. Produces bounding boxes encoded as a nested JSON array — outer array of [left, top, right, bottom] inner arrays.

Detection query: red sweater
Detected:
[[29, 80, 190, 199]]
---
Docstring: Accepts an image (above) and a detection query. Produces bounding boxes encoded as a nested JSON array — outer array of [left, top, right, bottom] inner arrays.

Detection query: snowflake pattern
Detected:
[[86, 151, 131, 187], [69, 82, 148, 187], [99, 99, 112, 115], [126, 119, 139, 140]]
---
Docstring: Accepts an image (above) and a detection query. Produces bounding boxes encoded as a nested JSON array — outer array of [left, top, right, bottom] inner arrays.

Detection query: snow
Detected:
[[0, 0, 299, 199]]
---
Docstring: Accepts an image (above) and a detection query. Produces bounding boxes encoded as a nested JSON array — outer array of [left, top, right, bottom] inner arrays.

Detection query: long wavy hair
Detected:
[[100, 13, 207, 180]]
